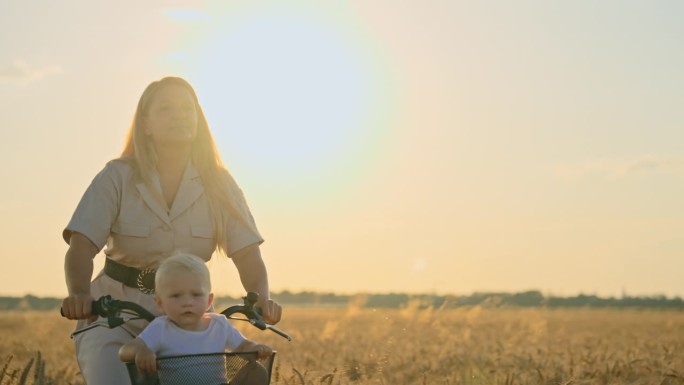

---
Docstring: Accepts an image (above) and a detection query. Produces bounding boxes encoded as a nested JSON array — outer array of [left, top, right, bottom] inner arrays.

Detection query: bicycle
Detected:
[[65, 292, 291, 385]]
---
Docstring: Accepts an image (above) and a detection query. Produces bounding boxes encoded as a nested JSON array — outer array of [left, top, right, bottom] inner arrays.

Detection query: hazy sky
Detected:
[[1, 1, 682, 298]]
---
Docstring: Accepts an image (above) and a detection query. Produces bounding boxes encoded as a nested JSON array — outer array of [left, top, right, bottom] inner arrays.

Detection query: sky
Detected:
[[0, 0, 682, 298]]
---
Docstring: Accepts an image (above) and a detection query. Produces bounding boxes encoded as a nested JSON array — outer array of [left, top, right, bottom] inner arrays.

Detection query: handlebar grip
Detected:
[[60, 298, 104, 318], [91, 298, 106, 317], [62, 295, 155, 322]]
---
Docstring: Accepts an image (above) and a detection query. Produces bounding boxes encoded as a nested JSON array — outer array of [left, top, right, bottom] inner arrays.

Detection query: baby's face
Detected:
[[155, 269, 211, 330]]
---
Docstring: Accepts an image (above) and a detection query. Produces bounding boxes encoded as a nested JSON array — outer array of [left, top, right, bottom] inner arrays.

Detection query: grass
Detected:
[[1, 305, 683, 384]]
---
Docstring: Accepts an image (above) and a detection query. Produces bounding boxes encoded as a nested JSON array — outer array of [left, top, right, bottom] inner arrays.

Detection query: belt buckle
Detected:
[[136, 268, 156, 294]]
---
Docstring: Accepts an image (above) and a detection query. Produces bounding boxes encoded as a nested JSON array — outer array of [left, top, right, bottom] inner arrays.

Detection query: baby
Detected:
[[119, 253, 272, 384]]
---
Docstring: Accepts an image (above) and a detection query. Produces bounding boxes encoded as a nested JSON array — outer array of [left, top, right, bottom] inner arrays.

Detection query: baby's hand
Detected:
[[254, 344, 273, 360], [135, 348, 157, 373], [236, 339, 273, 360]]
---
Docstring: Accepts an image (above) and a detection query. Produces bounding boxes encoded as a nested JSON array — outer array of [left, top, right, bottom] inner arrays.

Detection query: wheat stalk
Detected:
[[1, 355, 14, 384], [17, 357, 34, 385]]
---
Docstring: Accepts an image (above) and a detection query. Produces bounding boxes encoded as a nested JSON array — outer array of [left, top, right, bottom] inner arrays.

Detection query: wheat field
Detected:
[[1, 304, 684, 385]]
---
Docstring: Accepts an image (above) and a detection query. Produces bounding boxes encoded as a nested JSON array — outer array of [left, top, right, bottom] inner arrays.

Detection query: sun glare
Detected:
[[168, 4, 390, 200]]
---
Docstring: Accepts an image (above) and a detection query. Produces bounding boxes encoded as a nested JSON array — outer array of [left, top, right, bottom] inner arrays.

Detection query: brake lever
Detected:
[[223, 292, 292, 341], [267, 324, 292, 341], [253, 306, 292, 341]]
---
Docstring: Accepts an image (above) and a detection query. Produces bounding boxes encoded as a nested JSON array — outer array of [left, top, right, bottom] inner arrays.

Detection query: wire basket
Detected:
[[126, 352, 275, 385]]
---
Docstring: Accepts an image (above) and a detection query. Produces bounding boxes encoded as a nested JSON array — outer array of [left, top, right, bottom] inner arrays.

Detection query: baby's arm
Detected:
[[119, 338, 157, 373], [235, 339, 273, 360]]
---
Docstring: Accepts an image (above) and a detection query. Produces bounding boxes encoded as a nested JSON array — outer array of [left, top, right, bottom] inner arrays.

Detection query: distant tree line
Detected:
[[2, 290, 683, 311], [0, 295, 63, 311], [271, 290, 684, 309]]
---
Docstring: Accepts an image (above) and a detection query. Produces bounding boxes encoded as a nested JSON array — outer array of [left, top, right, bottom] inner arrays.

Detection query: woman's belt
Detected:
[[104, 258, 156, 294]]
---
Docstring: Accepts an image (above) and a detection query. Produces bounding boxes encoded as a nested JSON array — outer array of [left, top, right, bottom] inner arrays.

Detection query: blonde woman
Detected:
[[61, 77, 282, 385]]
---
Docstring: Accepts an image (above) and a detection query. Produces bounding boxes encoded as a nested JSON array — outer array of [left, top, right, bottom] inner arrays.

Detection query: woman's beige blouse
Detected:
[[63, 159, 263, 270]]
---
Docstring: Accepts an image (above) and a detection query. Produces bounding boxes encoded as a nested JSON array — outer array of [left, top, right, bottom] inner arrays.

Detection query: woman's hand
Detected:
[[259, 298, 282, 325], [61, 293, 96, 321]]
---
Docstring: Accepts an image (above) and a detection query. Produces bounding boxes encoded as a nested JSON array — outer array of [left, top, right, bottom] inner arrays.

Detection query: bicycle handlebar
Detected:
[[93, 295, 157, 323], [62, 292, 292, 341]]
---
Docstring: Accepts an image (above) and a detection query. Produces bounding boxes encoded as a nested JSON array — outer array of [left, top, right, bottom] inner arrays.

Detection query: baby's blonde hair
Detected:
[[155, 253, 212, 293]]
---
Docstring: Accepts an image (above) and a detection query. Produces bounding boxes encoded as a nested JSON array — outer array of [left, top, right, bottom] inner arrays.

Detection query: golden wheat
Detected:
[[1, 306, 683, 384]]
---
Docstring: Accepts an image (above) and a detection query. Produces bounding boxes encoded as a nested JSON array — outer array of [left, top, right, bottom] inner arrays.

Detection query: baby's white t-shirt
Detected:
[[138, 313, 245, 357]]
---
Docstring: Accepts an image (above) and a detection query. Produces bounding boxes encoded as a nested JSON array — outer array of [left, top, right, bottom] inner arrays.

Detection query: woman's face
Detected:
[[144, 84, 199, 148]]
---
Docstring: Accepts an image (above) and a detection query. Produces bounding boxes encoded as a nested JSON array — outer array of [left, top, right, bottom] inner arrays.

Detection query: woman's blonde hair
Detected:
[[155, 253, 211, 292], [121, 76, 257, 256]]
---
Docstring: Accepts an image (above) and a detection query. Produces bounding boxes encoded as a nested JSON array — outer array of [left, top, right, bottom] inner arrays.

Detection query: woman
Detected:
[[61, 76, 282, 385]]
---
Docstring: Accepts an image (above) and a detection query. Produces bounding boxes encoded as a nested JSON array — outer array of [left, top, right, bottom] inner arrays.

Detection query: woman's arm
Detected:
[[62, 232, 98, 320], [231, 244, 282, 324]]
